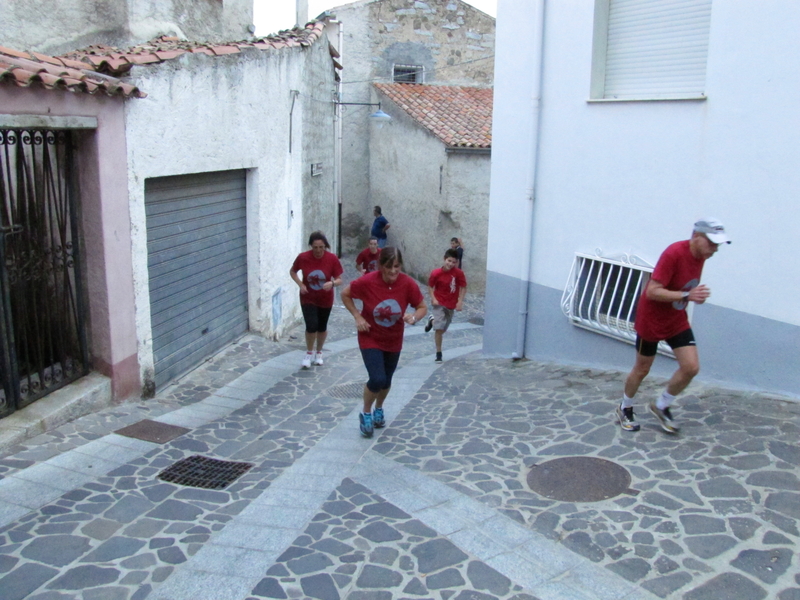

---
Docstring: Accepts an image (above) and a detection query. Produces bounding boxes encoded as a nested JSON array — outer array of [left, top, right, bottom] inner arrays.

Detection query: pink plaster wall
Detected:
[[1, 86, 140, 401]]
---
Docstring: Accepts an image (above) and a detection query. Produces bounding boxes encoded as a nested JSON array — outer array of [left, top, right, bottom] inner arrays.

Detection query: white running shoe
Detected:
[[314, 352, 324, 366], [301, 353, 312, 369]]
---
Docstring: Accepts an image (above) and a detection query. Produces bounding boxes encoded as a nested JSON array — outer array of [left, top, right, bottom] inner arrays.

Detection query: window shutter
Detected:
[[604, 0, 712, 99]]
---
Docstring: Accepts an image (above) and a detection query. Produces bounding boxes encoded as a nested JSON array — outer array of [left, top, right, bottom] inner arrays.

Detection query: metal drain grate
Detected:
[[527, 457, 636, 502], [158, 455, 253, 490], [328, 382, 365, 399]]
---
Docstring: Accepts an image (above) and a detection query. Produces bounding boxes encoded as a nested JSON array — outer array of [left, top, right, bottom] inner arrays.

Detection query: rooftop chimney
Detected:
[[296, 0, 309, 27]]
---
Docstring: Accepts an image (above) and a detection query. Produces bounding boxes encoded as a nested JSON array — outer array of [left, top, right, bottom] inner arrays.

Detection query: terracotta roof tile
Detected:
[[0, 46, 30, 59], [0, 19, 339, 99], [0, 46, 144, 98], [374, 83, 493, 149]]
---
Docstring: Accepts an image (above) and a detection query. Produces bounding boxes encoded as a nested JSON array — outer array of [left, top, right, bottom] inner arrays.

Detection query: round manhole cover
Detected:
[[527, 457, 632, 502]]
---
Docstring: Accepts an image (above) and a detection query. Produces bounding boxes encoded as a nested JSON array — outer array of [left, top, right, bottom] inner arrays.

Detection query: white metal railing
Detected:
[[561, 251, 675, 357]]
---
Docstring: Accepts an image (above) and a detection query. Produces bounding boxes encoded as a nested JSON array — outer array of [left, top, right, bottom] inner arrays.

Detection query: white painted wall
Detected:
[[0, 0, 254, 55], [491, 0, 800, 328], [124, 42, 337, 386], [368, 95, 490, 290], [487, 0, 800, 395]]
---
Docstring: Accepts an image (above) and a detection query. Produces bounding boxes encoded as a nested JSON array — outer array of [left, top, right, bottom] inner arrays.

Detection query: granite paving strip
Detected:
[[148, 343, 483, 600]]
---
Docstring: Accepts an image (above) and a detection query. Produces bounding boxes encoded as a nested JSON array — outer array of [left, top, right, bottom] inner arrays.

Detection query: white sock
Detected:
[[620, 394, 634, 409], [657, 390, 675, 410]]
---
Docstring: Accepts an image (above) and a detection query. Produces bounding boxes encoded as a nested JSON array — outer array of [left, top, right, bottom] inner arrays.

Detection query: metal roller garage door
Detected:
[[145, 170, 248, 388]]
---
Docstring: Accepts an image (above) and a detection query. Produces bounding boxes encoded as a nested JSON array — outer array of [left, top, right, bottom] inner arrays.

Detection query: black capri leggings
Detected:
[[360, 348, 401, 393], [301, 304, 332, 333]]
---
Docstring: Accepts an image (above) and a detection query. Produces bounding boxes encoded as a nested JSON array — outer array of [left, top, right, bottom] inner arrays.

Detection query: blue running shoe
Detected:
[[359, 412, 373, 438], [373, 407, 385, 428]]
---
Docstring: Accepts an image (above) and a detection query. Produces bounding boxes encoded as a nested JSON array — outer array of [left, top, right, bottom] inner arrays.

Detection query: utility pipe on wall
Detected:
[[513, 0, 546, 360], [332, 18, 343, 256]]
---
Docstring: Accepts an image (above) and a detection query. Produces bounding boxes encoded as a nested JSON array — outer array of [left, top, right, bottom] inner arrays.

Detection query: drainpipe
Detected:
[[513, 0, 546, 360], [332, 19, 344, 257]]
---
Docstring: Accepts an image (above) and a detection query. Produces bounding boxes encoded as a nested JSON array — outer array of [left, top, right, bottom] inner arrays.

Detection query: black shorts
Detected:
[[636, 328, 695, 357], [301, 304, 332, 333]]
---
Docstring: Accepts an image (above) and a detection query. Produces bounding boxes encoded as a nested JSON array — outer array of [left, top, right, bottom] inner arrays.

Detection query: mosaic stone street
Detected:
[[0, 261, 797, 600]]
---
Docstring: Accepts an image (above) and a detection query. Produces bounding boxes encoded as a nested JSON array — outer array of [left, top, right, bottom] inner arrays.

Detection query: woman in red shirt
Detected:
[[290, 232, 343, 369], [341, 247, 427, 438]]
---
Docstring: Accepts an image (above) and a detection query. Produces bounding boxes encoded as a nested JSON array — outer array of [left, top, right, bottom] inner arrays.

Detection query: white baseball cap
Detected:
[[694, 218, 731, 244]]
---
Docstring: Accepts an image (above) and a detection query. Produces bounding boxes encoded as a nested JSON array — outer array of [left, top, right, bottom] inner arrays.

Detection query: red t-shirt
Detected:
[[635, 240, 705, 341], [291, 250, 343, 308], [356, 248, 380, 274], [349, 271, 424, 352], [428, 267, 467, 310]]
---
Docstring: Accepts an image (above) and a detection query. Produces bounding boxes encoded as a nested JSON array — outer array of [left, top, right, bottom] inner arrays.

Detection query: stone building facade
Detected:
[[325, 0, 495, 252]]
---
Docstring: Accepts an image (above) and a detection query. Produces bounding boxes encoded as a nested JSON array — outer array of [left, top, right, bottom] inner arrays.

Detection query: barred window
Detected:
[[561, 253, 675, 356], [393, 65, 424, 83]]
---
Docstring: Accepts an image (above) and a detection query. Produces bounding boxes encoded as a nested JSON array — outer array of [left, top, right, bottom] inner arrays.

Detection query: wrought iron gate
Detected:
[[0, 128, 89, 419]]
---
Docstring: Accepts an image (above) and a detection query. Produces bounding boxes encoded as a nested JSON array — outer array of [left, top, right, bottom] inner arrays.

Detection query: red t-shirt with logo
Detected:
[[356, 248, 380, 274], [428, 267, 467, 310], [635, 240, 705, 341], [349, 271, 424, 352], [291, 250, 344, 308]]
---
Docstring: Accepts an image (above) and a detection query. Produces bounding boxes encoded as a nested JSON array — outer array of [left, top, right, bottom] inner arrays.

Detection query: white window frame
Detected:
[[589, 0, 712, 102], [561, 252, 676, 357], [393, 64, 424, 84]]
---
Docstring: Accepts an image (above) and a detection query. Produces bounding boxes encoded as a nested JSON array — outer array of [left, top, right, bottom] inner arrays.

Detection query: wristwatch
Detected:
[[681, 291, 690, 301]]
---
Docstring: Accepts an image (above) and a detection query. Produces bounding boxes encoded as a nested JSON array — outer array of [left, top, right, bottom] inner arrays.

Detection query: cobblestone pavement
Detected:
[[0, 257, 797, 600]]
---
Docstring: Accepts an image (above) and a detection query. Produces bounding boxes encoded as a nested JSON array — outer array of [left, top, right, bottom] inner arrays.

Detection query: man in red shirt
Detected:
[[425, 249, 467, 362], [356, 237, 380, 275], [618, 218, 731, 434]]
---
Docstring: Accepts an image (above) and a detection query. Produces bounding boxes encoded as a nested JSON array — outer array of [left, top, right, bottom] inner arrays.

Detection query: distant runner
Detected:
[[450, 237, 464, 269], [290, 232, 343, 369], [424, 248, 467, 363], [356, 237, 381, 275]]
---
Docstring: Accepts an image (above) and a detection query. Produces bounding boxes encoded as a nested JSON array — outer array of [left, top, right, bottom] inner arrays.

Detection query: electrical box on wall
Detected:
[[311, 162, 323, 177]]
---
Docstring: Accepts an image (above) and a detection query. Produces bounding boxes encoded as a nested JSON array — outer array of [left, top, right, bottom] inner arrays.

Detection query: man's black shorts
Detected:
[[635, 328, 696, 357]]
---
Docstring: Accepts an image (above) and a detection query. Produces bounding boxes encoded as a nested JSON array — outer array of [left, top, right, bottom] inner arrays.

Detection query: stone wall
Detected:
[[329, 0, 495, 252]]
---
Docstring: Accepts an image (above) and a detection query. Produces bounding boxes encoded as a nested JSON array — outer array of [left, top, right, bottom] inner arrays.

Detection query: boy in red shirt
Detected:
[[425, 249, 467, 362]]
